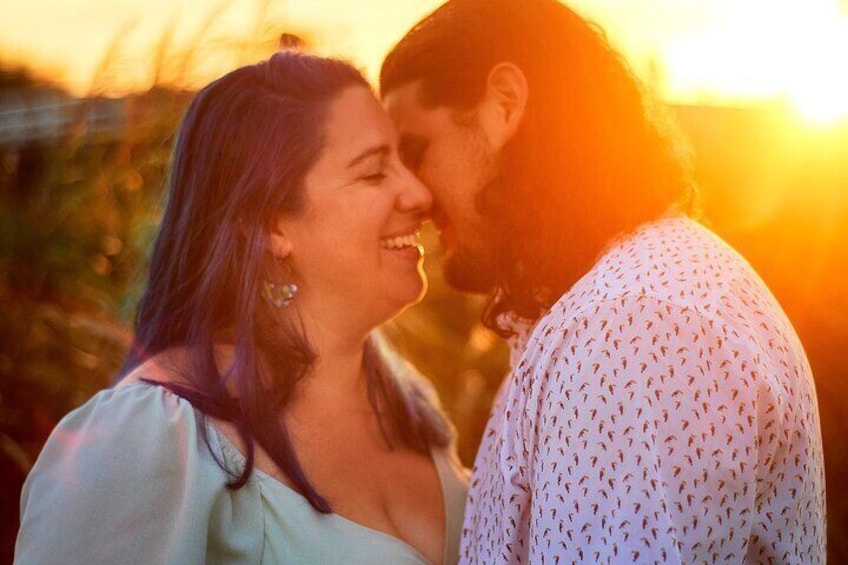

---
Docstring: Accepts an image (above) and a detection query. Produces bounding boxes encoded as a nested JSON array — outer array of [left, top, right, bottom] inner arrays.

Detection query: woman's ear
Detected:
[[477, 62, 528, 151], [267, 216, 294, 260]]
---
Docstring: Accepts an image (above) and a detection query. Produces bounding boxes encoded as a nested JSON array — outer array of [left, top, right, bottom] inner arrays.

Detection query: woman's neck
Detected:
[[302, 347, 366, 398], [289, 303, 375, 402]]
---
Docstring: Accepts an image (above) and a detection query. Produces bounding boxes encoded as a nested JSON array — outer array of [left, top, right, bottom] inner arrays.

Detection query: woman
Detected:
[[16, 52, 466, 564]]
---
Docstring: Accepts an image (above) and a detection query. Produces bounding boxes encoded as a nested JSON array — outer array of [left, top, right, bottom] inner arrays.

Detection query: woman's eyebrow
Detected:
[[347, 144, 390, 168]]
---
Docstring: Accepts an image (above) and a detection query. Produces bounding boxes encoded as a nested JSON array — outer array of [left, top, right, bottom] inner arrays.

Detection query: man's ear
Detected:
[[267, 216, 294, 260], [477, 62, 528, 151]]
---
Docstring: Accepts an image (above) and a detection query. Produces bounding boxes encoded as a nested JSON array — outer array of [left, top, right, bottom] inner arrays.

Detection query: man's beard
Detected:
[[442, 201, 502, 297], [441, 246, 496, 294], [441, 117, 502, 295]]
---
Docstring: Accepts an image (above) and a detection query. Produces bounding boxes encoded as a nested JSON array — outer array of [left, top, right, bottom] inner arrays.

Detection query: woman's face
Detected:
[[274, 85, 432, 333]]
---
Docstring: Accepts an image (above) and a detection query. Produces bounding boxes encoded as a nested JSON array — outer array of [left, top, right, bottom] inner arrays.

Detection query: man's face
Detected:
[[384, 82, 499, 294]]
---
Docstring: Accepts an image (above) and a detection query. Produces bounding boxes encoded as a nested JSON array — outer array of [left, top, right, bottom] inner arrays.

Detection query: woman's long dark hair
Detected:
[[121, 52, 452, 513], [381, 0, 697, 334]]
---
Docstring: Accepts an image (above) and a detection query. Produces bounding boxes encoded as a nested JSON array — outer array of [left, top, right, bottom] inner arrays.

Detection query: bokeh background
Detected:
[[1, 0, 846, 562]]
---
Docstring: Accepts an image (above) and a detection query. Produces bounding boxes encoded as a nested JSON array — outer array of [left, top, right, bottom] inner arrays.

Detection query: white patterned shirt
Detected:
[[461, 216, 826, 564]]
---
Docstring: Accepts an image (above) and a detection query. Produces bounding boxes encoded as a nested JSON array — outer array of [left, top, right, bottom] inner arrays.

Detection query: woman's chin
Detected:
[[411, 274, 428, 306], [380, 274, 428, 322]]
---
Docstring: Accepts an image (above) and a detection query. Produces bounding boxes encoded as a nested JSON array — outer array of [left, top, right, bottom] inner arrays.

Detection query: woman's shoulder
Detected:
[[61, 356, 199, 439], [16, 355, 261, 564], [29, 349, 229, 487], [116, 346, 196, 387], [33, 378, 216, 483]]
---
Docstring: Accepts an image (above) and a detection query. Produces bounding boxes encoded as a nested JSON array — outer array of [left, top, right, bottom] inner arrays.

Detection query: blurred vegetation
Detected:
[[0, 65, 185, 560], [2, 14, 847, 564]]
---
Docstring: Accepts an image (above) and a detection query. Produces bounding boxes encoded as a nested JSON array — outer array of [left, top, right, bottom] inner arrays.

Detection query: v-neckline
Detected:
[[211, 421, 448, 565]]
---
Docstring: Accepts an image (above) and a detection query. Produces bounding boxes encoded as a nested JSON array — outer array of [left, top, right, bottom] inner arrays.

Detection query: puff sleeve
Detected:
[[15, 383, 263, 564]]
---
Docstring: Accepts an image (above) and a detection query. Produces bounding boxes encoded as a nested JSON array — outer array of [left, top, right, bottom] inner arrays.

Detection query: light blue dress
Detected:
[[15, 382, 467, 564]]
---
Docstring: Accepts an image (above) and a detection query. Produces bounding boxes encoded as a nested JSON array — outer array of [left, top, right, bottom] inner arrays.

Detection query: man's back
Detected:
[[462, 215, 825, 564]]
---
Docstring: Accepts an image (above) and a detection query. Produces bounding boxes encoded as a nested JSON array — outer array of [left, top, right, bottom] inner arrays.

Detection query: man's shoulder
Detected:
[[514, 217, 749, 358], [511, 214, 803, 384], [555, 215, 765, 320]]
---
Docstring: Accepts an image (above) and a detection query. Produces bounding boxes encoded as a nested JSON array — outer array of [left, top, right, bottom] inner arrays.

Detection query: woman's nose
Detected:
[[397, 167, 433, 215]]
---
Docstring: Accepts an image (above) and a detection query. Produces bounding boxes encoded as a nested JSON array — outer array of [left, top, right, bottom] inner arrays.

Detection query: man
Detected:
[[381, 0, 826, 563]]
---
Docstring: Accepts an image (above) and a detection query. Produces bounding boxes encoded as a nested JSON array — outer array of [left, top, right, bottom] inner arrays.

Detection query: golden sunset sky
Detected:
[[2, 0, 848, 120]]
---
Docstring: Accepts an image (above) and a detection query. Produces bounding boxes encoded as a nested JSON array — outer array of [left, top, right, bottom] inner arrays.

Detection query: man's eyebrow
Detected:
[[347, 144, 390, 168]]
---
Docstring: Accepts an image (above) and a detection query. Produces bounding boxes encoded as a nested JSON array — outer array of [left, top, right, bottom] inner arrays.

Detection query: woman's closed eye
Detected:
[[361, 170, 387, 183]]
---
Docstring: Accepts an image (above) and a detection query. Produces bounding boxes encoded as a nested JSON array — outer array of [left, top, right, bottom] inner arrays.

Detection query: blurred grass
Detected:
[[2, 14, 847, 564]]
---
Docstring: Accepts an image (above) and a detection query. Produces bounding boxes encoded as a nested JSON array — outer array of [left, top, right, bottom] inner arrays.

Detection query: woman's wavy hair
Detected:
[[121, 51, 452, 512], [381, 0, 697, 334]]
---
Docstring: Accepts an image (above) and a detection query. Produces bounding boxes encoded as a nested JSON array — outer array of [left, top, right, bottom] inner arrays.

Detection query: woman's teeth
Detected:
[[380, 233, 420, 250]]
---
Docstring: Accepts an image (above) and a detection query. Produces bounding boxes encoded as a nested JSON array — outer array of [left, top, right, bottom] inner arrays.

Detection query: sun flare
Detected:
[[3, 0, 848, 126], [657, 1, 848, 125], [789, 79, 848, 124], [785, 18, 848, 124]]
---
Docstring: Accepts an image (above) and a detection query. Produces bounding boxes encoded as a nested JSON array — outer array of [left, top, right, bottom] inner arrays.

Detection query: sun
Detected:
[[789, 83, 848, 125], [659, 3, 848, 126], [785, 31, 848, 125]]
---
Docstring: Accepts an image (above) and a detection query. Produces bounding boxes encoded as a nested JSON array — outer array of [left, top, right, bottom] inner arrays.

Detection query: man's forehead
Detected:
[[383, 82, 432, 128], [385, 83, 466, 147]]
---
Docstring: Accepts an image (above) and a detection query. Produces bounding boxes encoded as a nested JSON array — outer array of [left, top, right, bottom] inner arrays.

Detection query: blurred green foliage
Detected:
[[0, 70, 187, 559]]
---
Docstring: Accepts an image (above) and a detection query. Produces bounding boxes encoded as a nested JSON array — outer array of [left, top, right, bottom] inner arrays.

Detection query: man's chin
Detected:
[[441, 251, 496, 295]]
